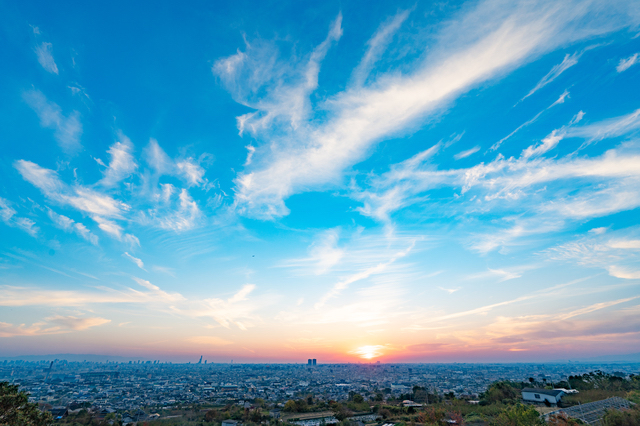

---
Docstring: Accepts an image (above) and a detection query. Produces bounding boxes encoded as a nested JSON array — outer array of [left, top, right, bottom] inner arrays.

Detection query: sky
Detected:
[[1, 0, 640, 363]]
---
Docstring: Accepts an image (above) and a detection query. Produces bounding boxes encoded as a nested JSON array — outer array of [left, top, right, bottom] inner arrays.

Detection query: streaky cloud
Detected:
[[224, 0, 639, 219], [23, 89, 82, 155], [34, 42, 58, 74], [520, 52, 579, 102]]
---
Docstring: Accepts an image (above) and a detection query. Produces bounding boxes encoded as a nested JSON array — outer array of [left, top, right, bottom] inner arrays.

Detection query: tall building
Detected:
[[308, 359, 312, 366], [312, 359, 317, 366]]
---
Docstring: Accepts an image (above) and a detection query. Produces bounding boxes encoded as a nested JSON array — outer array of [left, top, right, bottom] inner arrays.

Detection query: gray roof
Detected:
[[522, 388, 564, 397]]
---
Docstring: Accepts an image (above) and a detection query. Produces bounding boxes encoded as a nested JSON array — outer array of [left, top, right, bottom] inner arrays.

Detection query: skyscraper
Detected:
[[312, 359, 316, 366], [307, 359, 312, 366]]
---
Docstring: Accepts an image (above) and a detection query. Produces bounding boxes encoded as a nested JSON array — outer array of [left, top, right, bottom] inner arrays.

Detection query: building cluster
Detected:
[[0, 359, 637, 421]]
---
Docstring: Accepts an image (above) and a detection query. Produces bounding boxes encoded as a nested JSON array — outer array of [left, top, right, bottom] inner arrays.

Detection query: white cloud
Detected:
[[567, 108, 640, 145], [357, 106, 640, 236], [34, 42, 58, 74], [13, 217, 38, 237], [176, 159, 206, 187], [608, 266, 640, 279], [608, 239, 640, 249], [521, 52, 579, 101], [351, 9, 411, 87], [0, 280, 183, 307], [490, 89, 568, 152], [214, 14, 343, 136], [144, 138, 173, 174], [545, 228, 640, 278], [454, 146, 480, 160], [589, 227, 608, 235], [132, 277, 184, 303], [151, 188, 202, 231], [0, 197, 38, 237], [99, 132, 137, 187], [283, 228, 344, 275], [487, 268, 523, 281], [314, 240, 416, 309], [23, 90, 82, 155], [244, 145, 255, 166], [277, 282, 409, 328], [220, 0, 637, 219], [91, 216, 139, 246], [556, 296, 640, 320], [47, 208, 99, 245], [143, 138, 214, 198], [14, 160, 142, 245], [0, 198, 16, 223], [123, 252, 145, 269], [520, 129, 563, 159], [616, 53, 639, 72], [46, 315, 110, 330], [191, 284, 261, 330]]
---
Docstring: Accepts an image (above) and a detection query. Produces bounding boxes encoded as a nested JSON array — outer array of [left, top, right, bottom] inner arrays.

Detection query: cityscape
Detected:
[[1, 356, 639, 424]]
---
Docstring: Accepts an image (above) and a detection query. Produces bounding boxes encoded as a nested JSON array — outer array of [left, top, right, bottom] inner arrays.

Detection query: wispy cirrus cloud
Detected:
[[314, 239, 416, 309], [123, 252, 145, 269], [217, 0, 638, 220], [545, 227, 640, 279], [47, 208, 98, 245], [0, 315, 110, 338], [46, 315, 111, 331], [454, 146, 480, 160], [351, 9, 411, 87], [98, 132, 138, 188], [23, 90, 82, 155], [0, 278, 267, 332], [34, 42, 58, 74], [281, 228, 344, 275], [520, 52, 579, 101], [16, 159, 141, 245], [616, 53, 639, 72], [0, 197, 39, 237], [354, 106, 640, 252]]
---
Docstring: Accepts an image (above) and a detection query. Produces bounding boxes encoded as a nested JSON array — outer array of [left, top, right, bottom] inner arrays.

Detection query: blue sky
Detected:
[[1, 0, 640, 362]]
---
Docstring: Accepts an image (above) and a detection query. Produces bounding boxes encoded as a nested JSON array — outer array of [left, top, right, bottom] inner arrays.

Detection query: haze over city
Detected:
[[1, 0, 640, 364]]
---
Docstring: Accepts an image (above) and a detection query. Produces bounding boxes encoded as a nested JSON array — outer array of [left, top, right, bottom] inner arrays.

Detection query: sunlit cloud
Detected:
[[350, 345, 386, 359]]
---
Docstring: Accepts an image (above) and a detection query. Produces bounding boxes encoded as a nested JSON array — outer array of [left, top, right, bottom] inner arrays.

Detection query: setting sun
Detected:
[[352, 345, 385, 359]]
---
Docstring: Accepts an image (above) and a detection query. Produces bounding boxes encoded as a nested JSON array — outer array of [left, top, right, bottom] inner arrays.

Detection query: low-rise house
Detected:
[[521, 388, 564, 406]]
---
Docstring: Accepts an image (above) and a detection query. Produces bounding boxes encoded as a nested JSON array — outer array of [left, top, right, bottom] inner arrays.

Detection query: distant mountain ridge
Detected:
[[0, 354, 149, 362], [574, 353, 640, 363]]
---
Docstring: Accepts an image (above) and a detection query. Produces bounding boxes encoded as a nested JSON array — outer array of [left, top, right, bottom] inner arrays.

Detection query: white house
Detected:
[[522, 388, 564, 406]]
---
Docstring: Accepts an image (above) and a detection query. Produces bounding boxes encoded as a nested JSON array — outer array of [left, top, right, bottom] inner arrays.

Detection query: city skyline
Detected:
[[1, 0, 640, 363]]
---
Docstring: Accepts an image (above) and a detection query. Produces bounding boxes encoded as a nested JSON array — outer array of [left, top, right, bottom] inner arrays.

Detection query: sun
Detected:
[[352, 345, 385, 360]]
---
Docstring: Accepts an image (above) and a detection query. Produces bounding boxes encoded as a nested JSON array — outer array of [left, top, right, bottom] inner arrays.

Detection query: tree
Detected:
[[351, 394, 364, 404], [491, 404, 545, 426], [283, 400, 297, 412], [0, 382, 53, 426], [378, 408, 391, 419], [602, 406, 640, 426], [331, 403, 352, 421], [547, 412, 581, 425], [482, 382, 519, 405], [205, 409, 221, 422]]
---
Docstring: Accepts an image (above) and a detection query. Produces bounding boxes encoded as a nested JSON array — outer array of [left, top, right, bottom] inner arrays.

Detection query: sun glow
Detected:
[[352, 345, 385, 359]]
